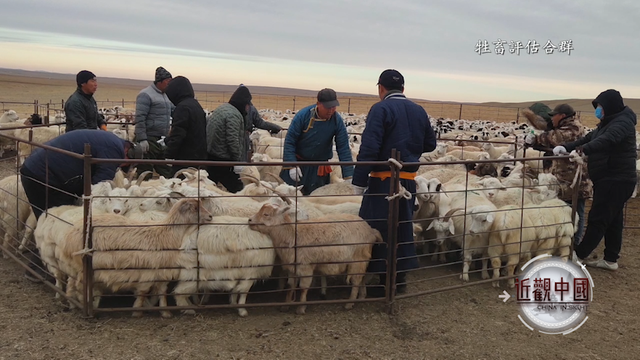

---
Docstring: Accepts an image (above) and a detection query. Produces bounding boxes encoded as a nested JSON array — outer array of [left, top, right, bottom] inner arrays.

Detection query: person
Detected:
[[280, 88, 353, 195], [164, 76, 208, 175], [352, 69, 437, 296], [244, 101, 283, 161], [554, 89, 637, 270], [19, 129, 138, 282], [133, 66, 174, 179], [64, 70, 107, 132], [205, 85, 253, 193], [523, 104, 592, 244]]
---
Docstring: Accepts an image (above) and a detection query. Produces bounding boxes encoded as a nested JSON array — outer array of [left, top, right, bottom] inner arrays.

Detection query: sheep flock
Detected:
[[0, 106, 635, 318]]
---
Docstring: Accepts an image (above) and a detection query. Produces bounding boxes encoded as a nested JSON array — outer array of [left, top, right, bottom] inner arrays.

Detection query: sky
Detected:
[[1, 0, 639, 102]]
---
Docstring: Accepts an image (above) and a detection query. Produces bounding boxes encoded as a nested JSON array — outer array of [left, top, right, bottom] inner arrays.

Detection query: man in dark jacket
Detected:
[[244, 102, 282, 161], [134, 66, 174, 179], [64, 70, 107, 132], [556, 89, 637, 270], [164, 76, 208, 175], [20, 130, 133, 219], [19, 129, 134, 282], [205, 85, 253, 192], [352, 69, 437, 296]]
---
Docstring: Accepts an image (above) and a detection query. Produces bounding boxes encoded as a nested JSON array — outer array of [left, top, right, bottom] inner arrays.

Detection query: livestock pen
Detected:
[[0, 128, 591, 319]]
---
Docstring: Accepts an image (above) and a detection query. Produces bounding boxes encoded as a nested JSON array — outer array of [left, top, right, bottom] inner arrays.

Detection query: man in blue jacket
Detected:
[[280, 88, 353, 195], [352, 69, 437, 296]]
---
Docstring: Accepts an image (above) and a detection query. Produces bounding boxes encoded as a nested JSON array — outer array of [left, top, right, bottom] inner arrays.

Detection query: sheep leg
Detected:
[[460, 250, 472, 282], [490, 256, 502, 288], [320, 276, 327, 300], [232, 280, 254, 317], [173, 281, 197, 315], [296, 275, 313, 315], [506, 254, 519, 289], [156, 283, 172, 319], [481, 255, 490, 280], [346, 273, 363, 310], [18, 213, 36, 252]]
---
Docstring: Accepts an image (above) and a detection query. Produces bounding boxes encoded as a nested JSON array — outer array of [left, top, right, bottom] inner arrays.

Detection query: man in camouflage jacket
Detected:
[[523, 103, 592, 244]]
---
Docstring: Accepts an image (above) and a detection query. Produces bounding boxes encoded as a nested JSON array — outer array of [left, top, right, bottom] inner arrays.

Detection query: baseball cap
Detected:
[[317, 88, 340, 108], [548, 104, 575, 117], [377, 69, 404, 90]]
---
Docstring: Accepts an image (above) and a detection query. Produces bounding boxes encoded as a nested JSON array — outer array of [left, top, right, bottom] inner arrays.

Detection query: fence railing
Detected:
[[0, 130, 589, 318]]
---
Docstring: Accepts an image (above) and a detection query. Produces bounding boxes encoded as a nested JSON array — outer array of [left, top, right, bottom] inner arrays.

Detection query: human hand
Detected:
[[352, 185, 366, 195], [569, 150, 585, 165], [233, 166, 244, 175], [553, 146, 568, 156], [524, 133, 536, 145], [289, 167, 302, 182], [138, 140, 149, 153]]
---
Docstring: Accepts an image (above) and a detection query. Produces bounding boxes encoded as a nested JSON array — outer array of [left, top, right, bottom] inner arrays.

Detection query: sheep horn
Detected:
[[443, 208, 464, 223], [168, 191, 185, 198], [264, 172, 284, 185], [106, 180, 117, 189], [127, 167, 137, 183], [239, 175, 261, 186], [173, 168, 193, 179], [272, 189, 292, 205], [136, 171, 153, 185]]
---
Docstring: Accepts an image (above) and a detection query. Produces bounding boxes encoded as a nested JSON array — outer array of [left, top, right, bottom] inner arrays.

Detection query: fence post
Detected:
[[348, 98, 351, 114], [81, 144, 95, 318], [516, 107, 520, 124], [122, 99, 125, 108], [458, 104, 463, 120], [385, 149, 401, 314], [45, 103, 50, 124], [34, 100, 38, 115], [293, 96, 296, 112]]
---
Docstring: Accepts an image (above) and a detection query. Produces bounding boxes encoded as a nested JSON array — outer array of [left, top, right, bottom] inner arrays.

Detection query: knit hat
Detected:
[[76, 70, 96, 87], [155, 67, 172, 83], [377, 69, 404, 90]]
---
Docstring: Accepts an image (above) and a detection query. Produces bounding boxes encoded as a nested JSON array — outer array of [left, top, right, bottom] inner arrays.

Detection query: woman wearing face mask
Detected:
[[553, 89, 637, 270]]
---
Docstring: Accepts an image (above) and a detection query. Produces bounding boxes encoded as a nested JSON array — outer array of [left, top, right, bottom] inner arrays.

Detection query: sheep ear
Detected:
[[487, 214, 495, 223], [435, 183, 442, 192], [500, 185, 507, 190], [448, 220, 455, 235]]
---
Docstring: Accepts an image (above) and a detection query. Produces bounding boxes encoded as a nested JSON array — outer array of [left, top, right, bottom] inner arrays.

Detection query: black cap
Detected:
[[317, 88, 339, 108], [76, 70, 96, 87], [377, 69, 404, 90], [548, 104, 575, 117]]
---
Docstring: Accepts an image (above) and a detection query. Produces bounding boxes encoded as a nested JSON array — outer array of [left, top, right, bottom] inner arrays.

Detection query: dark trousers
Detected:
[[206, 156, 243, 193], [20, 168, 81, 220], [564, 198, 586, 245], [134, 136, 172, 179], [576, 180, 635, 262]]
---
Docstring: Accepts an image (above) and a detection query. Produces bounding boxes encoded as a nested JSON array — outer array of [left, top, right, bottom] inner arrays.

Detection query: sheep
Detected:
[[0, 175, 34, 258], [172, 216, 276, 317], [446, 149, 490, 161], [0, 110, 19, 123], [487, 205, 538, 288], [13, 126, 64, 165], [60, 198, 212, 318], [248, 202, 382, 314], [480, 142, 510, 159], [427, 205, 497, 282], [251, 153, 282, 182]]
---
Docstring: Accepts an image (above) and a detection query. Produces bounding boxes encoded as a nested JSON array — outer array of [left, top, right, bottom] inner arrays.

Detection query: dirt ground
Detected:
[[1, 156, 640, 360]]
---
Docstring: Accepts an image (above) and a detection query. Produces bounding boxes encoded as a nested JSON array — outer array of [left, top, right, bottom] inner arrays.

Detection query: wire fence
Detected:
[[0, 129, 594, 318]]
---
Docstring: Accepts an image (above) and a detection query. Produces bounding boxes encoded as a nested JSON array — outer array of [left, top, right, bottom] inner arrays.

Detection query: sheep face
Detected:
[[477, 178, 506, 200], [467, 206, 495, 235], [106, 188, 130, 215], [173, 198, 213, 223], [248, 203, 290, 229], [427, 219, 455, 245]]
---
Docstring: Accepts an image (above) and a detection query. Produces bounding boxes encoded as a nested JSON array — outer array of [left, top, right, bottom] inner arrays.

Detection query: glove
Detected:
[[343, 177, 352, 184], [233, 166, 244, 175], [138, 140, 149, 153], [269, 127, 282, 135], [289, 167, 302, 182], [553, 146, 568, 156], [524, 133, 536, 145], [100, 124, 108, 131], [352, 185, 367, 195], [568, 150, 585, 165]]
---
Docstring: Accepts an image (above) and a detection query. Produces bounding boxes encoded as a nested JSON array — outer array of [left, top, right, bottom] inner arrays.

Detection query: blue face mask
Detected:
[[595, 107, 604, 119]]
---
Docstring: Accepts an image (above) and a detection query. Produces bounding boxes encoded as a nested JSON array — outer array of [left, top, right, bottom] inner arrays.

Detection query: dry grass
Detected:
[[3, 73, 639, 129]]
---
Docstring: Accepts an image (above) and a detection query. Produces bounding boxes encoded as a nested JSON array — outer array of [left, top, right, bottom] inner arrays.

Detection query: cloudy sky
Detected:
[[1, 0, 639, 102]]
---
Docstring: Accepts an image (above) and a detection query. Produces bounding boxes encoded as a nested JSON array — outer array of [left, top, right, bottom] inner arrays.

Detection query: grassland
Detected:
[[2, 72, 639, 129]]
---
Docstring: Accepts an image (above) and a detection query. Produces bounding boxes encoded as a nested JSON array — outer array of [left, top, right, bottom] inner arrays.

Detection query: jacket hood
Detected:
[[165, 76, 194, 105], [592, 89, 625, 117], [229, 86, 252, 117]]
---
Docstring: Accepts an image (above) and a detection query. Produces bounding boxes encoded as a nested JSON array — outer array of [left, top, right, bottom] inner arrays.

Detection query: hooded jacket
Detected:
[[564, 90, 637, 184], [134, 83, 174, 141], [164, 76, 208, 161]]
